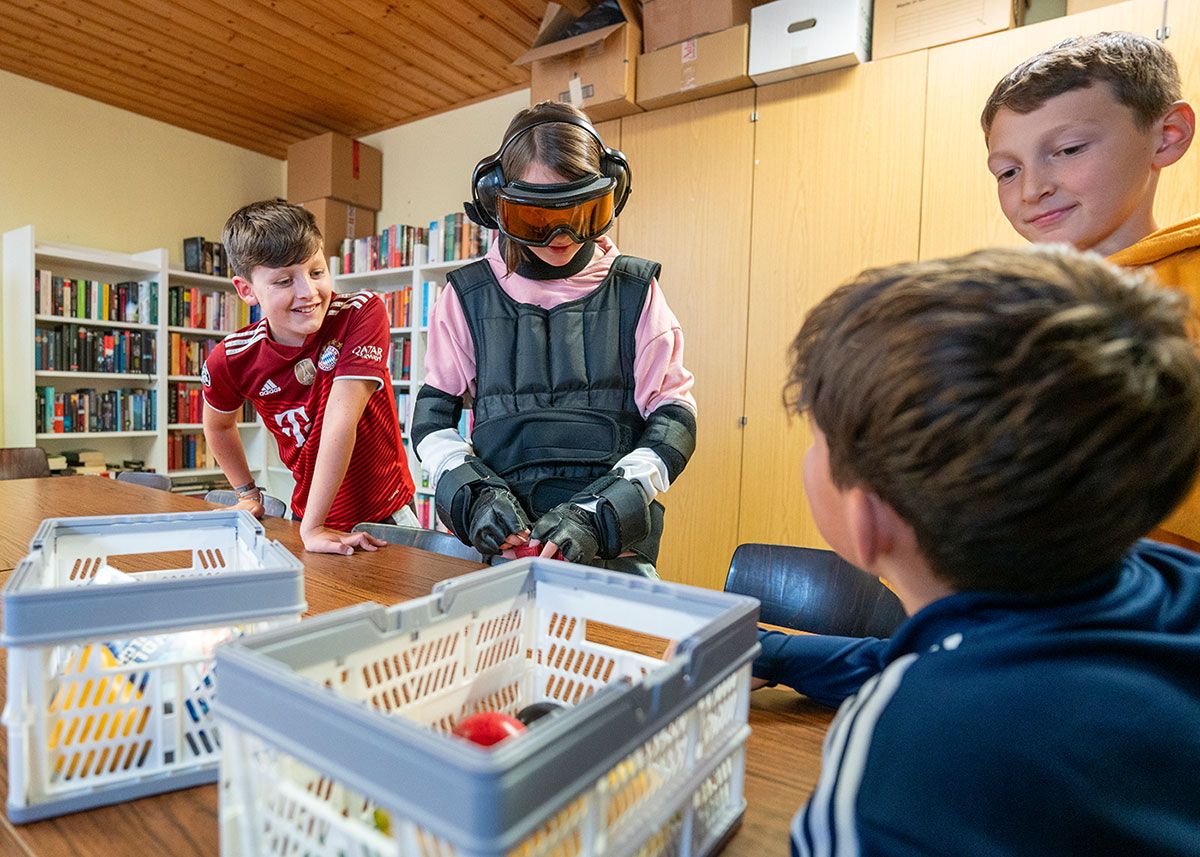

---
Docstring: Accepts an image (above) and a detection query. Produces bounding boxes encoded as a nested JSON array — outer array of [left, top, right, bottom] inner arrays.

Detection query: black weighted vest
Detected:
[[449, 255, 665, 560]]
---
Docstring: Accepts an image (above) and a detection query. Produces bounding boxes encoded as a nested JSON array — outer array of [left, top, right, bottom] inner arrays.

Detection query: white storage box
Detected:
[[749, 0, 872, 85], [1, 511, 306, 822], [216, 559, 760, 857]]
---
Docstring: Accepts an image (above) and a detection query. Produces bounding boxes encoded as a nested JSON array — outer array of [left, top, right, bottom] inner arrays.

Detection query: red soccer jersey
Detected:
[[202, 290, 413, 530]]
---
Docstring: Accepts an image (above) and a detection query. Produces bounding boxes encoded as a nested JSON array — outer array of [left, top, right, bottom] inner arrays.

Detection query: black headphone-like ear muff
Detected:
[[464, 110, 632, 229]]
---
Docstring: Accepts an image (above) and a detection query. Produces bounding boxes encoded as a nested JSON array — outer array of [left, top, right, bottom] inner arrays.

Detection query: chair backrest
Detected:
[[115, 470, 172, 492], [352, 522, 484, 563], [204, 489, 289, 518], [0, 447, 51, 480], [725, 543, 908, 638]]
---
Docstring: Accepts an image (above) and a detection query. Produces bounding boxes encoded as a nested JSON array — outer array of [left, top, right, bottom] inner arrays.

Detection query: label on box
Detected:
[[568, 76, 585, 106], [352, 140, 360, 180], [346, 207, 357, 237], [680, 38, 698, 63]]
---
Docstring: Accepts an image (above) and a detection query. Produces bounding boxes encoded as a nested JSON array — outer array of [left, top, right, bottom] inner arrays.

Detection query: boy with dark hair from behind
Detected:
[[203, 199, 416, 554], [756, 246, 1200, 857], [982, 30, 1200, 545]]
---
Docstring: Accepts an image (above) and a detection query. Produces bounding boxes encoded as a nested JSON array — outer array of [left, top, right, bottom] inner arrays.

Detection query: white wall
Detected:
[[0, 68, 286, 445], [361, 89, 531, 230]]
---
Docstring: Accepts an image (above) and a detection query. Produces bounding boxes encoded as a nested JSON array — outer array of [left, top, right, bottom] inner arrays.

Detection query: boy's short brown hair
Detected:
[[786, 246, 1200, 594], [222, 198, 324, 280], [981, 31, 1182, 138]]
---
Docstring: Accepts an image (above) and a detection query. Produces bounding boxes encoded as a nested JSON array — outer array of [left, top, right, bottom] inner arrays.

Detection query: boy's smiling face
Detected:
[[986, 83, 1162, 257], [233, 250, 332, 346]]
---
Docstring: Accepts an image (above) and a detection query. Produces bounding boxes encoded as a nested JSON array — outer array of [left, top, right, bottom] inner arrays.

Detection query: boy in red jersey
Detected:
[[202, 199, 415, 555]]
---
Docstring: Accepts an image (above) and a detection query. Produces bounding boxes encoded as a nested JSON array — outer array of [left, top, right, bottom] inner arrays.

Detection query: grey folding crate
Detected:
[[2, 510, 306, 823], [216, 558, 760, 857]]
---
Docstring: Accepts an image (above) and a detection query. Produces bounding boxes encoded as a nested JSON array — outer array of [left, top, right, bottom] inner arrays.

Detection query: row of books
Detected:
[[168, 286, 259, 331], [183, 236, 232, 278], [382, 287, 412, 328], [168, 383, 255, 424], [170, 474, 230, 495], [44, 449, 150, 477], [167, 429, 216, 471], [414, 496, 439, 531], [432, 213, 494, 266], [395, 392, 410, 433], [389, 339, 412, 381], [381, 280, 443, 331], [36, 386, 156, 434], [35, 325, 157, 374], [336, 214, 497, 275], [34, 271, 158, 324], [169, 333, 220, 377]]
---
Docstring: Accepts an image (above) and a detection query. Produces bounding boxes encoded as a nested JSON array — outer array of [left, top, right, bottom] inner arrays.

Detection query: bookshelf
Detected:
[[334, 253, 481, 527], [3, 225, 168, 474], [0, 226, 274, 496], [164, 267, 268, 494]]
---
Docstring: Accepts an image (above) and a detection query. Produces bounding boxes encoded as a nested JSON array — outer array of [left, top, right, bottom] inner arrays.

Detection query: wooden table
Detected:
[[0, 477, 833, 857]]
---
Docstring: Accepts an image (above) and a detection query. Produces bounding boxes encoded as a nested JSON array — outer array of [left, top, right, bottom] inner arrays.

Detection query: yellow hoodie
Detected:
[[1109, 214, 1200, 547]]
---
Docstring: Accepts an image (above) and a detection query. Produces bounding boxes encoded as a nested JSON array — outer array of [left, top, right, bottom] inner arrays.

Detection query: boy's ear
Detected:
[[1152, 101, 1195, 169], [845, 487, 904, 570], [232, 275, 259, 306]]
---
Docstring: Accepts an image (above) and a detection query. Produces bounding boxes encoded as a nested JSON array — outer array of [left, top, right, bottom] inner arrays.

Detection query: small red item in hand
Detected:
[[452, 712, 527, 747], [512, 544, 565, 560]]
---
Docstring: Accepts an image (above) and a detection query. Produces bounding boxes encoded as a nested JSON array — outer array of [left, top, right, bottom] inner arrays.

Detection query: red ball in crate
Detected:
[[452, 712, 526, 747], [512, 544, 565, 561]]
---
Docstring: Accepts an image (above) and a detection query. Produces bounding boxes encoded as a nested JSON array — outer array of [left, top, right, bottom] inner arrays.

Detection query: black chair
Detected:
[[204, 489, 289, 518], [115, 470, 172, 492], [0, 447, 51, 479], [725, 543, 908, 638], [352, 522, 484, 563]]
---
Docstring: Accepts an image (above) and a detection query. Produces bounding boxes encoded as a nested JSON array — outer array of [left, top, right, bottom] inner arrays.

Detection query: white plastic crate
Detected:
[[217, 559, 760, 857], [1, 510, 306, 822]]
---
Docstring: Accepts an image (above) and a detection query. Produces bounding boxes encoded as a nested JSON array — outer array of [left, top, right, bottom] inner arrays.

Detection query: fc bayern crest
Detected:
[[318, 341, 341, 372], [294, 358, 317, 386]]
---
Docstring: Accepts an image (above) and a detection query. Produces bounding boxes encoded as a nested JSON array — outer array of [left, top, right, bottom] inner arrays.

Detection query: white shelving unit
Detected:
[[334, 254, 483, 519], [3, 225, 169, 473], [164, 267, 268, 492]]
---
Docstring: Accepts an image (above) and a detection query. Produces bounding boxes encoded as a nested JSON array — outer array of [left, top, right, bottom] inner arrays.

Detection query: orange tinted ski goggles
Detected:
[[496, 176, 616, 247]]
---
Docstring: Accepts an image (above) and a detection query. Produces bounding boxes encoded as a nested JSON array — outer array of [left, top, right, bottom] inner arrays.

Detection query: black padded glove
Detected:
[[530, 503, 601, 564], [468, 486, 532, 556]]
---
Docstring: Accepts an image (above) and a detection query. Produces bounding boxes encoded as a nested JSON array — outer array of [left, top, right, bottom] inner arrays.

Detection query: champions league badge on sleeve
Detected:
[[201, 363, 211, 387], [318, 340, 342, 372], [294, 358, 317, 386]]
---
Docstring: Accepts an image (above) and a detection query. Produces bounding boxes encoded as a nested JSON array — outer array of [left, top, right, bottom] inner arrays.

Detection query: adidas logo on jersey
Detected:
[[258, 379, 282, 396]]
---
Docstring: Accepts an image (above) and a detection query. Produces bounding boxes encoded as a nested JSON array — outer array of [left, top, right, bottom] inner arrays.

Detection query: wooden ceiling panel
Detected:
[[2, 2, 330, 140], [0, 0, 549, 158]]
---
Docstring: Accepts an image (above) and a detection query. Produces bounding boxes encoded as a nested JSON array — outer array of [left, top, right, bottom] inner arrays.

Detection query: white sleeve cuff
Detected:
[[613, 448, 671, 502], [416, 428, 474, 492]]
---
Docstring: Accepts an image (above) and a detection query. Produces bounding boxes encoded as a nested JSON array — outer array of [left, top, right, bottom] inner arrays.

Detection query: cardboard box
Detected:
[[872, 0, 1018, 61], [637, 24, 752, 110], [642, 0, 753, 53], [298, 198, 377, 257], [514, 0, 644, 122], [749, 0, 872, 86], [287, 133, 383, 211]]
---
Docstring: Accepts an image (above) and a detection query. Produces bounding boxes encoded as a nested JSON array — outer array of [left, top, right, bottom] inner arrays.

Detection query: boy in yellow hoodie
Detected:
[[982, 31, 1200, 546]]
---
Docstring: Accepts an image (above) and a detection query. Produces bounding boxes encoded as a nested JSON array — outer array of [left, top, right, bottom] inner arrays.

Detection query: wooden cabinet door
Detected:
[[1156, 0, 1200, 225], [920, 1, 1159, 260], [617, 89, 757, 589], [738, 52, 929, 551]]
